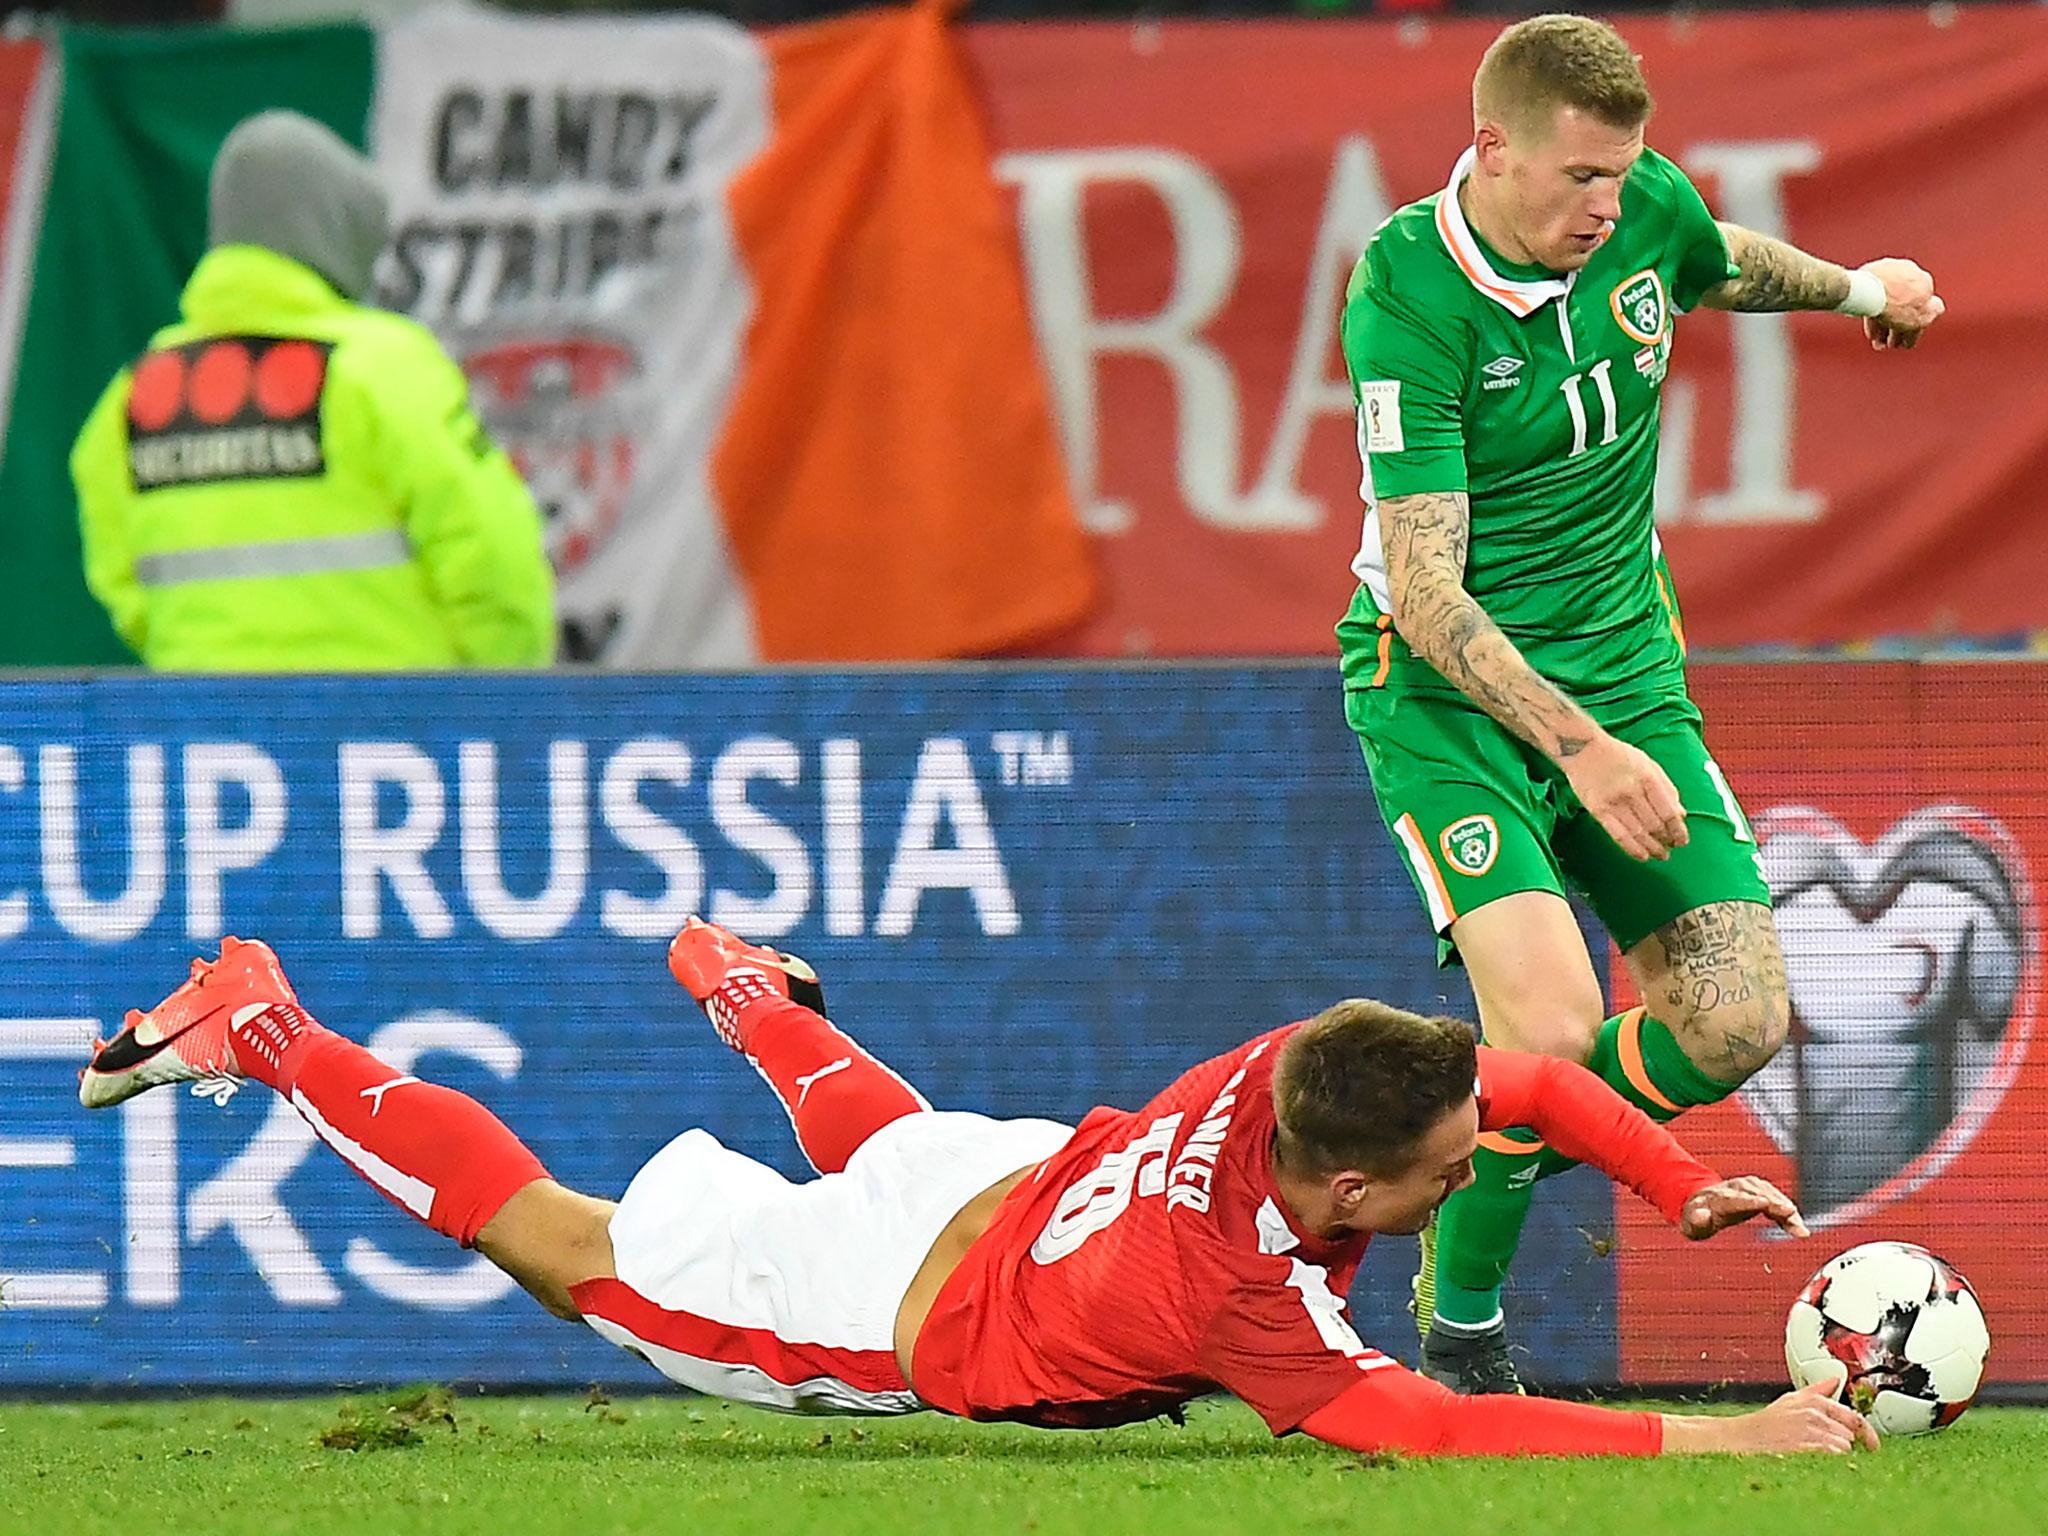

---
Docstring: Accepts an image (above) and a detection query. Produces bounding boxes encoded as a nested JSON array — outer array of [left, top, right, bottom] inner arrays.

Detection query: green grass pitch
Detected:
[[4, 1390, 2043, 1535]]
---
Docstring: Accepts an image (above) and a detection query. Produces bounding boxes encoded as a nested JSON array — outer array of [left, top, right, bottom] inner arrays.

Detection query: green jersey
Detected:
[[1336, 146, 1736, 704]]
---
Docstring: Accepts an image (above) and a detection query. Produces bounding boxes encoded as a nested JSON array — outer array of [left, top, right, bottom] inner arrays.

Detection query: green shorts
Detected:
[[1345, 684, 1770, 964]]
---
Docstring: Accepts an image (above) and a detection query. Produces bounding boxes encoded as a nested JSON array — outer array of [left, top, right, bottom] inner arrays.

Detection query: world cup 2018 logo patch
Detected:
[[1609, 269, 1668, 347], [1440, 814, 1499, 877]]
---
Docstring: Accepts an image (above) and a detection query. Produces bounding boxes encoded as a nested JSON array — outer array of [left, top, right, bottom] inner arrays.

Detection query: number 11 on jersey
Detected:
[[1559, 358, 1618, 457]]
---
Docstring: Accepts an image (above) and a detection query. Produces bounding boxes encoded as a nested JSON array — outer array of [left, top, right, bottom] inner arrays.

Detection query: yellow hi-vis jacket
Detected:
[[71, 245, 555, 670]]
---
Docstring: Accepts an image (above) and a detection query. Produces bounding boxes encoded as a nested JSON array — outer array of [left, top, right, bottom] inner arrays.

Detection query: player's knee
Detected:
[[1686, 986, 1789, 1082], [1509, 1012, 1603, 1063], [1754, 983, 1791, 1060], [475, 1182, 617, 1322], [1666, 956, 1789, 1082], [520, 1275, 588, 1323]]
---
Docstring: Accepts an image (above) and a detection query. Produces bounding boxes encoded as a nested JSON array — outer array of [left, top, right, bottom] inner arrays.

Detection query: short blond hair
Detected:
[[1473, 14, 1653, 141]]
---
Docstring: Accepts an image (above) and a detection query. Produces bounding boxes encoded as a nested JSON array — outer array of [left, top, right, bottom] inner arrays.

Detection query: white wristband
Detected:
[[1836, 268, 1887, 318]]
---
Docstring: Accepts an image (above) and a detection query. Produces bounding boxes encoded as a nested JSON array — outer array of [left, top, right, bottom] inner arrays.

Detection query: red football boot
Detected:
[[666, 916, 826, 1051], [79, 936, 298, 1109]]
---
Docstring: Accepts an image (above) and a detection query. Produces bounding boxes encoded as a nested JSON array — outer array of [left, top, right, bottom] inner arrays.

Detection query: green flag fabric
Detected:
[[0, 23, 374, 665]]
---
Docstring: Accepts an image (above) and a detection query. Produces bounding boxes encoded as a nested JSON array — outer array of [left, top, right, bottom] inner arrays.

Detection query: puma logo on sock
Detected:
[[794, 1057, 852, 1106], [360, 1075, 421, 1117]]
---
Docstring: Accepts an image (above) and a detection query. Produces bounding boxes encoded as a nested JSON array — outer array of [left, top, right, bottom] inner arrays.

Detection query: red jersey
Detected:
[[912, 1025, 1715, 1444]]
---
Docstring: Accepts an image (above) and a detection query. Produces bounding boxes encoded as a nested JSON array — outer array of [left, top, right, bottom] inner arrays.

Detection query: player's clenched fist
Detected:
[[1559, 733, 1690, 863], [1859, 257, 1943, 350]]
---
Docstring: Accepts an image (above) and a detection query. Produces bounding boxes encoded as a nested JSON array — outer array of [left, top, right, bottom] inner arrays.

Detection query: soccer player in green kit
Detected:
[[1337, 14, 1944, 1392]]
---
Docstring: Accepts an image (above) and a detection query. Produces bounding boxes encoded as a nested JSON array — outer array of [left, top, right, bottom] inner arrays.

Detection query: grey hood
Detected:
[[208, 110, 388, 301]]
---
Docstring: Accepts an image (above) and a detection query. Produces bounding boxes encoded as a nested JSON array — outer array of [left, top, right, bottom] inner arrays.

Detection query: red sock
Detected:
[[230, 1001, 549, 1246], [712, 974, 929, 1174]]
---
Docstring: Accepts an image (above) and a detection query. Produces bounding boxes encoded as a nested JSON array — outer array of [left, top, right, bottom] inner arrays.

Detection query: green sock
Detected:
[[1584, 1007, 1740, 1123], [1431, 1010, 1737, 1331], [1432, 1128, 1545, 1328]]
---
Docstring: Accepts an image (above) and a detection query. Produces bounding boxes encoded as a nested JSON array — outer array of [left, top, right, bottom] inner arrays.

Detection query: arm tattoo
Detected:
[[1380, 489, 1597, 762], [1699, 223, 1851, 313]]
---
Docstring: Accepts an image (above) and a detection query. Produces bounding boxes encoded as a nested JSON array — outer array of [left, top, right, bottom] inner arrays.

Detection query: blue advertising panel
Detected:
[[0, 669, 1616, 1388]]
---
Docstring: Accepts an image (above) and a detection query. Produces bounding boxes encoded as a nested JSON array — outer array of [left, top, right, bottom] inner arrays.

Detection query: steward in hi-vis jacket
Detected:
[[71, 110, 554, 671]]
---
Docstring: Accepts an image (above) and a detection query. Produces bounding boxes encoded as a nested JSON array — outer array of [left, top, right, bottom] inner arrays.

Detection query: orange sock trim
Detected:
[[1615, 1006, 1685, 1115]]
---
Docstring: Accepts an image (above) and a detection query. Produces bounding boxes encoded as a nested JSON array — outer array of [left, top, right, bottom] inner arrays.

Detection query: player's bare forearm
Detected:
[[1704, 228, 1944, 346], [1698, 223, 1850, 312], [1380, 489, 1600, 764]]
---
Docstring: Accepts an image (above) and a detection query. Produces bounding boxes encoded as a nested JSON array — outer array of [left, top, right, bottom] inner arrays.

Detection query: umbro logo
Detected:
[[1480, 355, 1524, 391]]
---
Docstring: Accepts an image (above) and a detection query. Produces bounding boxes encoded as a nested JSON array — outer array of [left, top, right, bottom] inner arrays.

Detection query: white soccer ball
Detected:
[[1785, 1240, 1990, 1436]]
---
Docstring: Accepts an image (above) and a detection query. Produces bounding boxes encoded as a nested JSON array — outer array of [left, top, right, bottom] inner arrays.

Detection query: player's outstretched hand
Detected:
[[1559, 733, 1689, 862], [1859, 257, 1942, 351], [1667, 1381, 1880, 1455], [1679, 1176, 1809, 1241]]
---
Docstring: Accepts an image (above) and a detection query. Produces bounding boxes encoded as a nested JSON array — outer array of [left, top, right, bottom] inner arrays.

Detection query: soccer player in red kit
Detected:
[[79, 919, 1873, 1456]]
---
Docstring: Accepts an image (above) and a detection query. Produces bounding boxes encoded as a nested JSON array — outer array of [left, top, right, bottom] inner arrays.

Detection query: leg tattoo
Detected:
[[1641, 900, 1790, 1082]]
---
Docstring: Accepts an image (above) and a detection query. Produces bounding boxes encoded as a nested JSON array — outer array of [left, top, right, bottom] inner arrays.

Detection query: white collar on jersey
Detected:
[[1433, 146, 1575, 318], [1255, 1197, 1302, 1256]]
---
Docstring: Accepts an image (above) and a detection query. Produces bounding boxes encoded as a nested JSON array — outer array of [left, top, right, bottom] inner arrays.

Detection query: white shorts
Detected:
[[579, 1111, 1073, 1415]]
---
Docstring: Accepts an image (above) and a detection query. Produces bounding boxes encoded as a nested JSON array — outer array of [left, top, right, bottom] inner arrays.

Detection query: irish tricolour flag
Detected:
[[0, 1, 1094, 665]]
